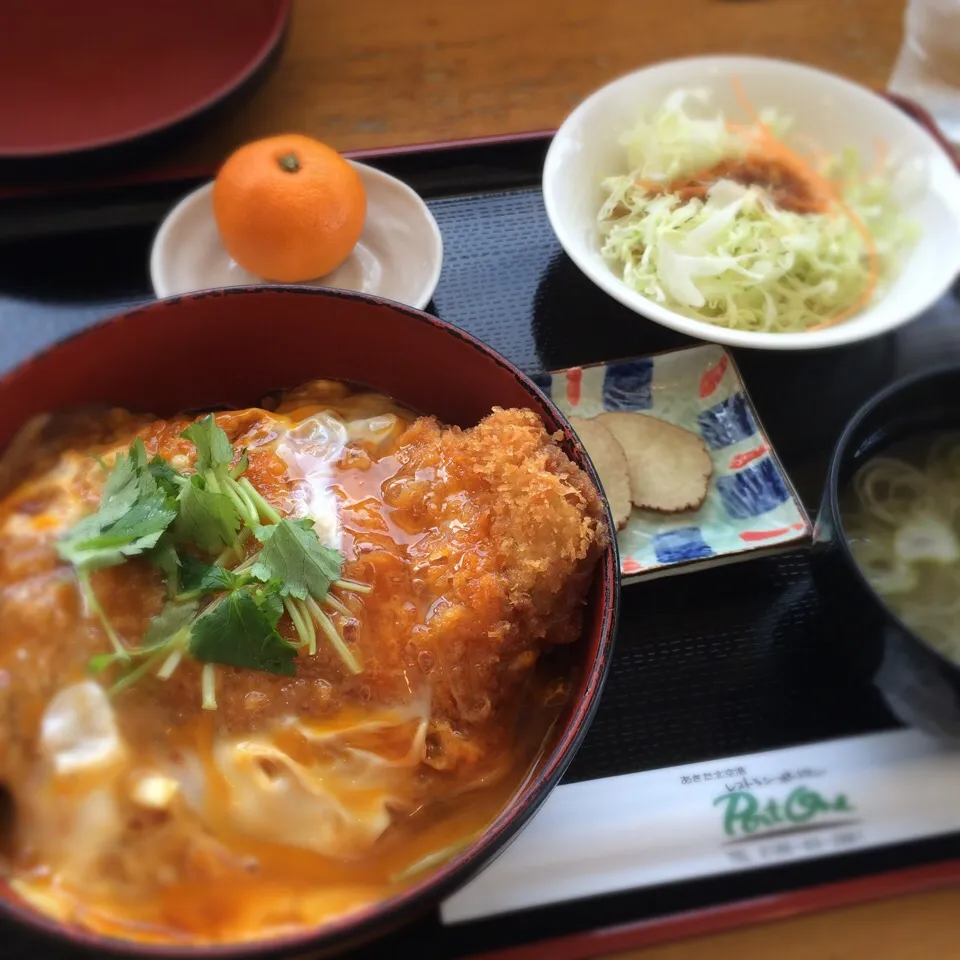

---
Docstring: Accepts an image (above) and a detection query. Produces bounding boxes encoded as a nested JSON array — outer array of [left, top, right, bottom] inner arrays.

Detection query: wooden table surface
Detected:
[[175, 0, 907, 165], [173, 1, 960, 957]]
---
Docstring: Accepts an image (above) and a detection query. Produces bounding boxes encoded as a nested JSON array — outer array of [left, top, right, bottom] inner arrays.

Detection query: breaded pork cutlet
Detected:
[[384, 407, 608, 737]]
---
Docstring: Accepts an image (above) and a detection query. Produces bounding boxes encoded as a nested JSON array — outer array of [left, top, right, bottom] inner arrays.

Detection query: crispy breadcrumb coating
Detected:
[[385, 408, 607, 724]]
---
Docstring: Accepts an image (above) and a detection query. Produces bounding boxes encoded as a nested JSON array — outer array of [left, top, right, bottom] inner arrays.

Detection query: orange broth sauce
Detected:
[[0, 382, 569, 944]]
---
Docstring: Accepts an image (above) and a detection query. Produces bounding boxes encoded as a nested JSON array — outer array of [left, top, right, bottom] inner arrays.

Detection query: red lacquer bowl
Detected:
[[0, 287, 619, 957], [0, 0, 290, 173]]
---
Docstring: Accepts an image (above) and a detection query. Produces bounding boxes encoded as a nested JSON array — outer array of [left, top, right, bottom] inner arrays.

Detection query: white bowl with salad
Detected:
[[543, 55, 960, 350]]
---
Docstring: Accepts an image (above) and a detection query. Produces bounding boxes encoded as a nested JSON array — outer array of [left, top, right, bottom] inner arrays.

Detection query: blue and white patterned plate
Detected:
[[536, 345, 811, 583]]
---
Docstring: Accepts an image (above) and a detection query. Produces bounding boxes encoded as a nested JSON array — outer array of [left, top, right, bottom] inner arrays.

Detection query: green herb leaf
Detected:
[[148, 534, 181, 597], [170, 415, 248, 555], [82, 496, 176, 545], [188, 587, 297, 676], [173, 474, 241, 554], [143, 598, 199, 648], [180, 555, 241, 594], [182, 415, 234, 474], [99, 438, 150, 517], [250, 518, 343, 601], [86, 597, 196, 678], [59, 527, 169, 572], [58, 438, 178, 572], [148, 455, 185, 497], [250, 577, 285, 623]]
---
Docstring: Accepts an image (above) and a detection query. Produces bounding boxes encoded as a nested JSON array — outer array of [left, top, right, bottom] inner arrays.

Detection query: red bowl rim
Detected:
[[0, 1, 292, 160], [0, 285, 620, 957]]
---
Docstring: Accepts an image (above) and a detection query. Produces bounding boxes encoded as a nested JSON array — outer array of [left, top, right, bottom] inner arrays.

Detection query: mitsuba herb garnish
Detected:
[[57, 438, 178, 657], [189, 582, 297, 676], [250, 518, 362, 674], [57, 414, 369, 706], [251, 518, 342, 600], [171, 416, 244, 553]]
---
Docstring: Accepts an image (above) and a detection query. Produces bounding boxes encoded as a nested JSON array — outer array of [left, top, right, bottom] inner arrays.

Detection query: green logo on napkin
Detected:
[[715, 786, 855, 838]]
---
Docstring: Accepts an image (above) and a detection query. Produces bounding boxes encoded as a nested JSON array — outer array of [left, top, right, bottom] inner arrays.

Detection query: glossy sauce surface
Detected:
[[0, 381, 606, 943]]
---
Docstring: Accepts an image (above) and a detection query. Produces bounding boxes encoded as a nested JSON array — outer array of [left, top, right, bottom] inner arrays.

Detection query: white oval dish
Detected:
[[543, 55, 960, 351], [150, 161, 443, 309]]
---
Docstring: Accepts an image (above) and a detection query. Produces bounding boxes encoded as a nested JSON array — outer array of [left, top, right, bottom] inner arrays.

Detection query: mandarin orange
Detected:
[[212, 134, 366, 283]]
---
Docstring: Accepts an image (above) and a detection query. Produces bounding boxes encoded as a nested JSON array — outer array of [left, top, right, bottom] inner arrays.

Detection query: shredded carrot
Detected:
[[729, 75, 880, 331], [730, 75, 767, 130], [634, 178, 661, 193]]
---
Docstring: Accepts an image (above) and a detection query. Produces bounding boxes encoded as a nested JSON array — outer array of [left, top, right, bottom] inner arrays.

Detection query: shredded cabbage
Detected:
[[598, 90, 920, 333]]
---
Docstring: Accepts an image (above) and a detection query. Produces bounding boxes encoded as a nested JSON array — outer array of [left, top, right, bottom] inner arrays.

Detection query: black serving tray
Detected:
[[1, 110, 960, 959]]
